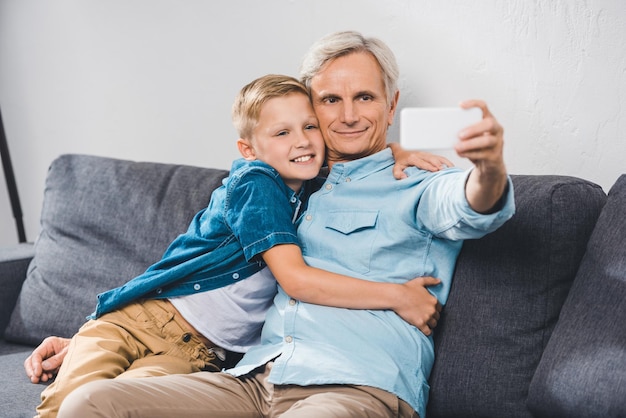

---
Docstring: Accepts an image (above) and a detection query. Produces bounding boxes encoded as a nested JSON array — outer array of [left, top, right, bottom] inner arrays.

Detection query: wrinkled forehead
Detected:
[[311, 52, 387, 98]]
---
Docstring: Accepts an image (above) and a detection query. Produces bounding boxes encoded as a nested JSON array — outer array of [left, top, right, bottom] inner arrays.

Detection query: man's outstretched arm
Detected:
[[456, 100, 509, 213]]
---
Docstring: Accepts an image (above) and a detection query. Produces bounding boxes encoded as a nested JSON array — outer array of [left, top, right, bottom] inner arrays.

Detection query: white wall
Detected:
[[1, 0, 625, 246]]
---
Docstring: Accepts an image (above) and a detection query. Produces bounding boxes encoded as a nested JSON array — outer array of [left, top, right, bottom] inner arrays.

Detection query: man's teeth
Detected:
[[293, 155, 312, 163]]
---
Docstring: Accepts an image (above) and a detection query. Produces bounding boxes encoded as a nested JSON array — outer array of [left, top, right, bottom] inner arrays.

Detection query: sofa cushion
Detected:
[[0, 350, 49, 417], [527, 174, 626, 418], [0, 243, 34, 338], [4, 154, 228, 345], [427, 175, 607, 418]]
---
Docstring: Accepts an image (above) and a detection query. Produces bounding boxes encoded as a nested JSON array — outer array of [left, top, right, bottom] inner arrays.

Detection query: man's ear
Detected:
[[237, 138, 257, 160], [387, 90, 400, 127]]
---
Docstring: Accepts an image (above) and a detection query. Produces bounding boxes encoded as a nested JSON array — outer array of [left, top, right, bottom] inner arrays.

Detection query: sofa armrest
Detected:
[[0, 243, 35, 337]]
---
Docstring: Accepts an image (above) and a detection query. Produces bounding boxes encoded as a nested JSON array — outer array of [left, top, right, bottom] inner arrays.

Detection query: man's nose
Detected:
[[340, 102, 358, 124]]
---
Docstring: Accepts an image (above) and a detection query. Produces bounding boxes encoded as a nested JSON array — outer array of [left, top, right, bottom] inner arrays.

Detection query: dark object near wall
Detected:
[[0, 106, 27, 243]]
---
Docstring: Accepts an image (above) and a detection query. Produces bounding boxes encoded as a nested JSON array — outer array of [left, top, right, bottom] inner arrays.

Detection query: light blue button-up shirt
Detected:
[[228, 148, 515, 417]]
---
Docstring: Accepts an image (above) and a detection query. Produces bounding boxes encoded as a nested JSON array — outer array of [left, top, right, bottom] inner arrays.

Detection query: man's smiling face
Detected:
[[310, 51, 399, 166]]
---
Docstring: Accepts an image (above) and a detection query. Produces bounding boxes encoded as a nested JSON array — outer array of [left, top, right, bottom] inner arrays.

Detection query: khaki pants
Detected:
[[37, 299, 223, 418], [58, 361, 419, 418]]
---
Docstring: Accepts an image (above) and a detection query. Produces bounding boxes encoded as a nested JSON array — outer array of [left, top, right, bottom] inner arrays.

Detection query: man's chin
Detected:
[[336, 146, 383, 161]]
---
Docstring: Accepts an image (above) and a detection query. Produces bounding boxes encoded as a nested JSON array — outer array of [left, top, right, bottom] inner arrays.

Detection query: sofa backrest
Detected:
[[4, 154, 228, 345], [527, 174, 626, 417], [428, 175, 607, 418]]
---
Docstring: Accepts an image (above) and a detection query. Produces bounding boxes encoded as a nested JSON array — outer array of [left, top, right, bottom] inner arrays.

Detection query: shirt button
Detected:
[[289, 299, 296, 306], [285, 336, 293, 343], [232, 273, 240, 279], [290, 196, 297, 203], [345, 177, 351, 182], [156, 288, 163, 294], [325, 184, 332, 190], [182, 333, 192, 343], [305, 215, 312, 221], [193, 284, 201, 291]]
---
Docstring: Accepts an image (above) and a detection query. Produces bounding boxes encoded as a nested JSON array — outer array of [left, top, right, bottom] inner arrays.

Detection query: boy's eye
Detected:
[[276, 130, 288, 136], [305, 124, 318, 130]]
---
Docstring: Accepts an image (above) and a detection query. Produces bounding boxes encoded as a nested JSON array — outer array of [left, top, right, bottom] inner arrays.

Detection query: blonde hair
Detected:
[[299, 30, 399, 105], [232, 74, 310, 139]]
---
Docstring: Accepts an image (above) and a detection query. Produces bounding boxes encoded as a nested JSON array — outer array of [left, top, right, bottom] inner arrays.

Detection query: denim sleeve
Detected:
[[225, 169, 299, 261]]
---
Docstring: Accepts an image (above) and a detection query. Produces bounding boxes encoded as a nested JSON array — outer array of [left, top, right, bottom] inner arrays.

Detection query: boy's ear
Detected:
[[237, 138, 257, 160]]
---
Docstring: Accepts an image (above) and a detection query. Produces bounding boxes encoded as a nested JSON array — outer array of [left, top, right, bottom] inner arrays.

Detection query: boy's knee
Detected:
[[58, 380, 118, 418]]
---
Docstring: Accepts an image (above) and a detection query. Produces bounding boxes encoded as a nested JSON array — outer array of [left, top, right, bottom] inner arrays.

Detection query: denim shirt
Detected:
[[90, 158, 318, 319], [228, 148, 515, 417]]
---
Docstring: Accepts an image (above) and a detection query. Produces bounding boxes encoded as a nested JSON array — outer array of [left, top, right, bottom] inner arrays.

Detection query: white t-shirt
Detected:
[[169, 267, 277, 353]]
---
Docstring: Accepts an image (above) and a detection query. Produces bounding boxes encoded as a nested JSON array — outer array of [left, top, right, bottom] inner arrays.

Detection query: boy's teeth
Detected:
[[293, 155, 312, 163]]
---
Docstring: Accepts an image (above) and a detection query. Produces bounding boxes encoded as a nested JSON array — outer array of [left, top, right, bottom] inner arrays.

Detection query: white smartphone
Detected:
[[399, 107, 482, 150]]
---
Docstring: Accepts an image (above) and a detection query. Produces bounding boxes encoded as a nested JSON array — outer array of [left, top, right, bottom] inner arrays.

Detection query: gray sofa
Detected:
[[0, 153, 624, 418]]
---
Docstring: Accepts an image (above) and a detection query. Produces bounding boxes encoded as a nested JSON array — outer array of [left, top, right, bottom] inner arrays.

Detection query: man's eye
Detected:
[[324, 97, 338, 104], [360, 95, 373, 101]]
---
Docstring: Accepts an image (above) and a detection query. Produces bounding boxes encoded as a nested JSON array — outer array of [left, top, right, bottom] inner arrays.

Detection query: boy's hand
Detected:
[[394, 277, 442, 336], [24, 336, 71, 383], [388, 143, 454, 179]]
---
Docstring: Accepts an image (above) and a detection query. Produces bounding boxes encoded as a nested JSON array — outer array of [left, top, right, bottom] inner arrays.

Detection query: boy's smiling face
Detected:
[[238, 92, 325, 191]]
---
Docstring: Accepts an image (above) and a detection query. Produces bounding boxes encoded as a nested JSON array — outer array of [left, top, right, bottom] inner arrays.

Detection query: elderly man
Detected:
[[57, 30, 515, 418]]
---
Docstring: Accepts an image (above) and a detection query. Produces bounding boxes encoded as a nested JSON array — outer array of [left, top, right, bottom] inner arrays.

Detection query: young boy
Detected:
[[31, 74, 443, 417]]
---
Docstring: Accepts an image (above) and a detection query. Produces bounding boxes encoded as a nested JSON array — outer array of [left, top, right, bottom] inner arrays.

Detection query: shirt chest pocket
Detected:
[[324, 210, 379, 274]]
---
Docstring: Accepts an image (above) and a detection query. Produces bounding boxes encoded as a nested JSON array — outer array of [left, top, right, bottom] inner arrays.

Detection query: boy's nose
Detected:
[[294, 130, 311, 147]]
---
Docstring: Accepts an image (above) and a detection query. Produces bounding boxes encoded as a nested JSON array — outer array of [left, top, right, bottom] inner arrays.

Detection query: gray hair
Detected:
[[299, 30, 399, 105]]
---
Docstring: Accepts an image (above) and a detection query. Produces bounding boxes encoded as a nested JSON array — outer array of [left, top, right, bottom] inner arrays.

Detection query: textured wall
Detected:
[[0, 0, 624, 246]]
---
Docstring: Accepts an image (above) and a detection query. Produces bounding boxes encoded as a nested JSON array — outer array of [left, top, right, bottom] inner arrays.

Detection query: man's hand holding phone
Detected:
[[399, 106, 483, 151]]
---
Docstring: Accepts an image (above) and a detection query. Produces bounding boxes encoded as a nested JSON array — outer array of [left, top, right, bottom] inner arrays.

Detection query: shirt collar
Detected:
[[326, 148, 394, 184]]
